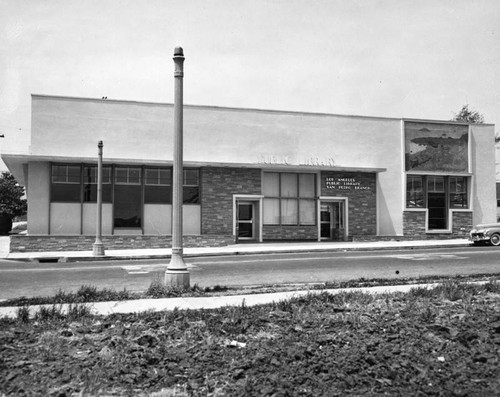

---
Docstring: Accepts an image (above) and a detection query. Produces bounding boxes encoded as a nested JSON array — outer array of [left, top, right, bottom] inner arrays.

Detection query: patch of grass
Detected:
[[16, 305, 30, 323], [484, 278, 500, 293], [1, 286, 137, 307], [145, 275, 205, 298], [13, 303, 93, 323]]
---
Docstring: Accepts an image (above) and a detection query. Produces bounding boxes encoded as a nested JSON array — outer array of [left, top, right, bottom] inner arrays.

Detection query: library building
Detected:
[[2, 94, 496, 252]]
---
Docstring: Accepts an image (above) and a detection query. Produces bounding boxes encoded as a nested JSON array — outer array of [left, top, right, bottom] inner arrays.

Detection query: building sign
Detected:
[[325, 177, 371, 190], [258, 155, 336, 167]]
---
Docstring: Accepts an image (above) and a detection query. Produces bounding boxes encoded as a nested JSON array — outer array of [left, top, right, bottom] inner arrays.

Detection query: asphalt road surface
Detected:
[[0, 246, 499, 300]]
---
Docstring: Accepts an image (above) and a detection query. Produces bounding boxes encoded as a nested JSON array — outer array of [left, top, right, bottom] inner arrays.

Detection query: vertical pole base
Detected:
[[165, 269, 190, 288], [92, 243, 105, 257]]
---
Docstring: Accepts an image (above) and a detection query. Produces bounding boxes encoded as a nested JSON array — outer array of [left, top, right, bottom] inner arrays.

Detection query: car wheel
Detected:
[[490, 233, 500, 246]]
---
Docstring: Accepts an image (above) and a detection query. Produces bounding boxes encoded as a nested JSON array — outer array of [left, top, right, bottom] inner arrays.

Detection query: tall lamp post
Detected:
[[92, 140, 105, 256], [165, 47, 190, 288]]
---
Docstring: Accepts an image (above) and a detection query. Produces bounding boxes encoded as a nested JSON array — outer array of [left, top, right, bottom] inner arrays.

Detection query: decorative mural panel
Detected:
[[405, 122, 469, 172]]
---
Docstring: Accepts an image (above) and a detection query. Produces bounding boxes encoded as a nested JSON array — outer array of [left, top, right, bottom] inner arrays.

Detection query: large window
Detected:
[[263, 172, 316, 225], [449, 176, 468, 208], [406, 174, 469, 229], [51, 164, 81, 202], [145, 168, 171, 204], [406, 175, 424, 208], [83, 166, 112, 202], [183, 169, 199, 204], [114, 167, 142, 228]]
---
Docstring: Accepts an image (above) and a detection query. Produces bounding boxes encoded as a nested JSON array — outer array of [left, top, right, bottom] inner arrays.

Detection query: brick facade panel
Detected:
[[201, 167, 261, 236], [403, 210, 472, 238], [321, 171, 377, 237], [262, 225, 317, 240]]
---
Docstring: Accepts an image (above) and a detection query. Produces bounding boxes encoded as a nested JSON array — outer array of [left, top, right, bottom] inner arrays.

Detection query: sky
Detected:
[[0, 0, 499, 171]]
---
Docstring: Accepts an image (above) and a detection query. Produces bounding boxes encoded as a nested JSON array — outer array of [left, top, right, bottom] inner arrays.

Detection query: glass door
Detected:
[[237, 202, 255, 240], [427, 176, 447, 230], [320, 201, 345, 241]]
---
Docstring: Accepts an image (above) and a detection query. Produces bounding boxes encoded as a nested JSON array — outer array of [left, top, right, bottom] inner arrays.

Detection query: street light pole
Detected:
[[165, 46, 190, 288], [93, 140, 105, 256]]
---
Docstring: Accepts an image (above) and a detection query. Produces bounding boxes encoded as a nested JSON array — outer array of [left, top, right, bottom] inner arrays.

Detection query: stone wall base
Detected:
[[352, 234, 468, 242], [10, 235, 235, 253]]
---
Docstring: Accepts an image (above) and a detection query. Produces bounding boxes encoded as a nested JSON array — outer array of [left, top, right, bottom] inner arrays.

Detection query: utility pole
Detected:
[[165, 47, 190, 288], [92, 140, 105, 256]]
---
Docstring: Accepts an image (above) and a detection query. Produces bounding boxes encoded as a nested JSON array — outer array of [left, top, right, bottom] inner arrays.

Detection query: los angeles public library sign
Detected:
[[325, 177, 371, 191]]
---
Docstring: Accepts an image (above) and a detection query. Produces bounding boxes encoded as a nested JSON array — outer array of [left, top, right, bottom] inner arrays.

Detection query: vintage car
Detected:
[[469, 223, 500, 246]]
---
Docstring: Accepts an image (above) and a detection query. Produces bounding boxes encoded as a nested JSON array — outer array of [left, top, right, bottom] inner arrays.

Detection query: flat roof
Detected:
[[31, 94, 494, 126], [2, 153, 387, 175]]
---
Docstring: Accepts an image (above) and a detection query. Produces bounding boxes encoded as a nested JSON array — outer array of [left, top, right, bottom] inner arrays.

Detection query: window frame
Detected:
[[115, 167, 142, 185], [82, 165, 112, 203], [182, 168, 200, 204], [51, 164, 82, 202], [263, 172, 316, 226], [144, 167, 172, 204], [405, 174, 470, 210]]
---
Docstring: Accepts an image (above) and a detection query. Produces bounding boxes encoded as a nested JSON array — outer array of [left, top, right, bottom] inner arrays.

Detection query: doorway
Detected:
[[427, 176, 447, 230], [237, 202, 255, 241], [320, 201, 346, 241]]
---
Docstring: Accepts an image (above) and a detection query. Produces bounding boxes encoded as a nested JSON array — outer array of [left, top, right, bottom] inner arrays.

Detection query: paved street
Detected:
[[0, 246, 499, 300]]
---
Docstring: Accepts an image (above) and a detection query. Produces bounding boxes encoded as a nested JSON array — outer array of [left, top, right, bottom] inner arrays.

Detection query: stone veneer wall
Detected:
[[403, 211, 427, 236], [201, 167, 261, 235], [9, 235, 235, 253], [262, 225, 317, 240], [320, 171, 377, 237], [452, 212, 473, 236], [402, 210, 472, 239]]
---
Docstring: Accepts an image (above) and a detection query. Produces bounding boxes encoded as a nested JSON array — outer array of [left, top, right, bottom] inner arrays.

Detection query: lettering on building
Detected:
[[325, 177, 371, 190], [257, 155, 336, 167]]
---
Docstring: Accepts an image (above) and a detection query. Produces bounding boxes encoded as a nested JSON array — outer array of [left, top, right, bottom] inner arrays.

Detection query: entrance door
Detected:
[[427, 176, 447, 230], [428, 193, 447, 229], [237, 202, 255, 241], [320, 202, 345, 241]]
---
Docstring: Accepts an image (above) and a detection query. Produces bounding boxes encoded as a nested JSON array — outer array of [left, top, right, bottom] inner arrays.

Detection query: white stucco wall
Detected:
[[144, 204, 172, 235], [50, 203, 81, 235], [470, 124, 497, 225], [27, 162, 50, 235], [82, 203, 113, 235]]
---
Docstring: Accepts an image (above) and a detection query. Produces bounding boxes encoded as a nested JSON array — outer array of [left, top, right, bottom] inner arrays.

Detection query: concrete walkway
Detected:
[[0, 282, 447, 319], [3, 237, 472, 261]]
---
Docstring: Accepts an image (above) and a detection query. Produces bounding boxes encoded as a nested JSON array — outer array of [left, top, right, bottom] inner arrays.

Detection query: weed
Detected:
[[146, 275, 204, 298], [408, 286, 435, 299], [66, 303, 93, 321], [37, 331, 68, 360], [35, 305, 65, 322], [16, 305, 30, 323], [418, 302, 437, 323], [204, 284, 230, 293], [484, 279, 500, 293], [80, 366, 107, 396]]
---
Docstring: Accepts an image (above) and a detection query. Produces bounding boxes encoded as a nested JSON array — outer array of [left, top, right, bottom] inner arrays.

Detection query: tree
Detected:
[[453, 104, 500, 143], [0, 172, 27, 234], [453, 104, 484, 124]]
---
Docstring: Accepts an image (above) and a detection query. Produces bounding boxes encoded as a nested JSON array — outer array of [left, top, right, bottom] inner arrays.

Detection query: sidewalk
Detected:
[[3, 238, 472, 262], [0, 282, 450, 319]]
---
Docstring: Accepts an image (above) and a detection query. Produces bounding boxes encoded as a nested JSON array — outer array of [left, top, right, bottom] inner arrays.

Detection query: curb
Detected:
[[4, 242, 474, 263]]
